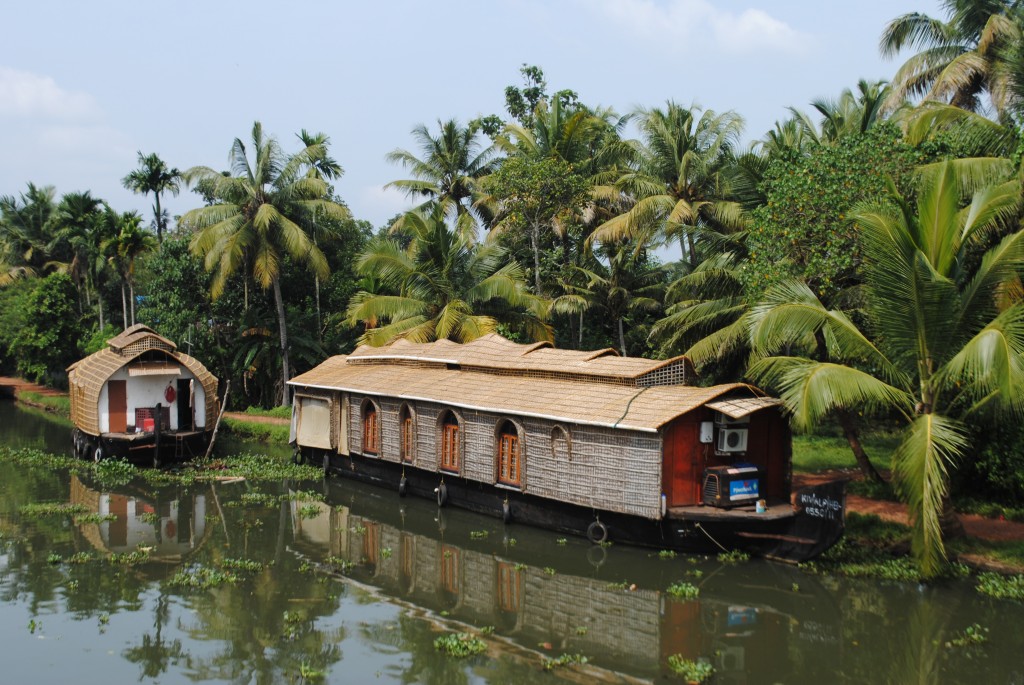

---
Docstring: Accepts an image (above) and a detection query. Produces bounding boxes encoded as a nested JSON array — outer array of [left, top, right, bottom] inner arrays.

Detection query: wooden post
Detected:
[[204, 380, 230, 460]]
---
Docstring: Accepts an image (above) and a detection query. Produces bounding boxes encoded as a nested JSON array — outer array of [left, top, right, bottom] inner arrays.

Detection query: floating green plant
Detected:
[[716, 549, 750, 564], [976, 573, 1024, 601], [667, 655, 714, 682], [666, 581, 699, 600], [469, 530, 489, 540], [73, 513, 118, 525], [168, 565, 238, 589], [19, 502, 89, 519], [434, 632, 487, 658], [543, 653, 588, 671]]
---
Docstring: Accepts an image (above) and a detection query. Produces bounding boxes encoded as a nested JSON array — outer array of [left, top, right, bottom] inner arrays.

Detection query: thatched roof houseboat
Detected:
[[289, 334, 844, 561], [68, 324, 219, 464]]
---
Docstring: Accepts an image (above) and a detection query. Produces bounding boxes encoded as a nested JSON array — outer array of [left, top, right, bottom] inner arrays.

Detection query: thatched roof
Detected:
[[68, 325, 218, 435], [347, 333, 694, 385], [291, 345, 769, 433]]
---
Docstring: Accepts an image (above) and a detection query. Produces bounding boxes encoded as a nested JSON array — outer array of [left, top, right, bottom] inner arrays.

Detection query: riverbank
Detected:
[[2, 378, 1022, 575]]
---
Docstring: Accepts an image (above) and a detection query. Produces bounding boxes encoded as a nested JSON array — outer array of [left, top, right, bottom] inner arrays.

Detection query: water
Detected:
[[1, 400, 1023, 684]]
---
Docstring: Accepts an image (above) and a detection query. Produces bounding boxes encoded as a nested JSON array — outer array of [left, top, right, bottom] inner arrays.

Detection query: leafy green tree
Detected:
[[500, 64, 579, 131], [591, 103, 746, 268], [136, 236, 231, 384], [347, 208, 550, 346], [7, 272, 82, 385], [122, 151, 182, 242], [181, 121, 350, 405], [748, 162, 1023, 577], [881, 0, 1020, 115], [487, 155, 590, 295], [386, 119, 497, 241], [747, 124, 947, 301]]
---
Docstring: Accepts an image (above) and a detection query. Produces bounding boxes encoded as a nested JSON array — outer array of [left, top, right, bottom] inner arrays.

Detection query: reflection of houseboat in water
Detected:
[[289, 481, 841, 683], [289, 334, 844, 562], [67, 324, 220, 465], [69, 475, 208, 562]]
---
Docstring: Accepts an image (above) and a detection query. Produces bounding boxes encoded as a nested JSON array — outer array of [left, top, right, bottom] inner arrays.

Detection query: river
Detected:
[[0, 400, 1022, 684]]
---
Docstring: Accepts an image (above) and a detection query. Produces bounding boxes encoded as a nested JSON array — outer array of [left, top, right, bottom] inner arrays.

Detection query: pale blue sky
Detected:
[[0, 0, 941, 230]]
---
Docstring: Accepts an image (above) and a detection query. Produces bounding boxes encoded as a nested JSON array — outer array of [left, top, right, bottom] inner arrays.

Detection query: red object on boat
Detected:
[[142, 418, 155, 432], [164, 385, 176, 403]]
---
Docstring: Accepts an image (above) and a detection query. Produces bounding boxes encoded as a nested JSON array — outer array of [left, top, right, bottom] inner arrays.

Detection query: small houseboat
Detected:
[[288, 334, 844, 562], [67, 324, 219, 465]]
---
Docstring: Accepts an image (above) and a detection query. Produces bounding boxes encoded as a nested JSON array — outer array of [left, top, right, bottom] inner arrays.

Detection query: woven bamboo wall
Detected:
[[341, 392, 662, 519]]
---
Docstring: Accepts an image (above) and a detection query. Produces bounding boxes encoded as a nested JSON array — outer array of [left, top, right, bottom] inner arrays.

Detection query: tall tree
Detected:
[[122, 151, 182, 242], [103, 209, 155, 328], [0, 183, 57, 285], [347, 208, 551, 346], [181, 121, 350, 406], [591, 103, 746, 268], [49, 191, 111, 329], [385, 119, 497, 242], [748, 162, 1023, 577], [880, 0, 1020, 116]]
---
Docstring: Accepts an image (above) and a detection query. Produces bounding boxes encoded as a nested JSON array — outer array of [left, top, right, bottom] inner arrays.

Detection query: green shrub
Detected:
[[667, 654, 714, 682]]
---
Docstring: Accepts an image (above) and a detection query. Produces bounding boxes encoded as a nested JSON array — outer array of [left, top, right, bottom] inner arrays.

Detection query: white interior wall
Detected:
[[98, 366, 206, 432]]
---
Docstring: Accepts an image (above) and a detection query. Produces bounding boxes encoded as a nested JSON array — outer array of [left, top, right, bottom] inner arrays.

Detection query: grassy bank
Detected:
[[16, 390, 70, 417], [221, 416, 290, 443], [792, 429, 900, 474]]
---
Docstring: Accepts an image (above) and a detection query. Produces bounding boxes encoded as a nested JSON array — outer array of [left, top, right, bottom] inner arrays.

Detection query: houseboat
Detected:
[[288, 334, 845, 562], [67, 324, 220, 465]]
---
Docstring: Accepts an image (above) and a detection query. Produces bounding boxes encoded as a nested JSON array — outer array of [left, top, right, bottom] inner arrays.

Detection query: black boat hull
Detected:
[[304, 447, 846, 563]]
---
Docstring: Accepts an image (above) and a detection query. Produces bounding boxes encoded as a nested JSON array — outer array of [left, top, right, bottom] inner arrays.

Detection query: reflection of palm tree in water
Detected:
[[122, 592, 186, 678]]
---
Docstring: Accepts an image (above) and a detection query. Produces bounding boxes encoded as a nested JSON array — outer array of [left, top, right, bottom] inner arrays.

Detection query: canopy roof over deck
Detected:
[[292, 335, 780, 432], [67, 324, 219, 436]]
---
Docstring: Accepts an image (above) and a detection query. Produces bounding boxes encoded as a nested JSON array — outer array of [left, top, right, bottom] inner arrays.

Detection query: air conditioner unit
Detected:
[[714, 412, 749, 427], [717, 427, 748, 453]]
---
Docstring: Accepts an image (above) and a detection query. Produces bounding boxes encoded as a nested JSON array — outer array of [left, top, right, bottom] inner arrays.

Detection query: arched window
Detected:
[[551, 425, 572, 462], [362, 400, 380, 455], [497, 420, 522, 487], [439, 411, 460, 472], [399, 404, 415, 463]]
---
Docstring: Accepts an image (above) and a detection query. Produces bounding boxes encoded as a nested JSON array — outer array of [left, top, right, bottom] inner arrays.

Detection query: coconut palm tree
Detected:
[[346, 208, 551, 346], [810, 79, 892, 142], [573, 240, 664, 356], [181, 121, 350, 406], [0, 183, 58, 285], [880, 0, 1020, 116], [590, 103, 746, 268], [122, 152, 182, 242], [49, 191, 111, 328], [747, 161, 1023, 577], [103, 210, 156, 327], [386, 119, 498, 242]]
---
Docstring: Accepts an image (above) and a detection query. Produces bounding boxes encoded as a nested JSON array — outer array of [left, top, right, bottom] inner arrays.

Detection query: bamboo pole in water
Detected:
[[204, 380, 230, 460]]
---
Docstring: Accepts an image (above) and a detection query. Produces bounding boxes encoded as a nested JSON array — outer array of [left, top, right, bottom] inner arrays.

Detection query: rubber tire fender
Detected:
[[436, 482, 448, 507], [586, 520, 608, 545], [292, 448, 305, 465], [93, 446, 103, 463], [399, 475, 408, 497]]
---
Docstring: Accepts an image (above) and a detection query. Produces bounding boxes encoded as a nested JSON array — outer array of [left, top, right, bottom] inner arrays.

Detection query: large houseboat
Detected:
[[67, 324, 220, 465], [288, 334, 845, 562]]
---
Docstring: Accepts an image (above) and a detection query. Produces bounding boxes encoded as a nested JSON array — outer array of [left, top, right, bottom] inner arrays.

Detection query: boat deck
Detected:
[[668, 499, 795, 522], [102, 430, 205, 441]]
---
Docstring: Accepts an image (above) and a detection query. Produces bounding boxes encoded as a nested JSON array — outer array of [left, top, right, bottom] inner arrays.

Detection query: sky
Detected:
[[0, 0, 943, 232]]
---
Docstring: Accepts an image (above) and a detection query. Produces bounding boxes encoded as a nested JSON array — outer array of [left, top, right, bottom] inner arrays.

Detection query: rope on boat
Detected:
[[694, 522, 730, 552]]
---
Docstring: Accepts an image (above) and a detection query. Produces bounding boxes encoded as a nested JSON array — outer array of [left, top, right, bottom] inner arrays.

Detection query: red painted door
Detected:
[[663, 420, 699, 506], [108, 380, 127, 433]]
